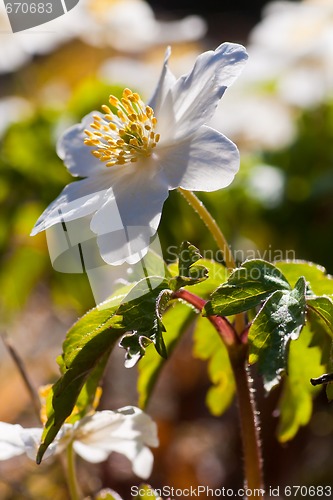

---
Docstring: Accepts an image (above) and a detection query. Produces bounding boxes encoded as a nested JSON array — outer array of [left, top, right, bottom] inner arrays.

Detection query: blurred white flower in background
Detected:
[[0, 97, 32, 137], [0, 2, 81, 74], [208, 0, 333, 152], [0, 11, 28, 73], [80, 0, 207, 52], [249, 0, 333, 108], [4, 0, 331, 154], [0, 406, 158, 479], [246, 164, 286, 208], [0, 0, 206, 74], [209, 82, 297, 152]]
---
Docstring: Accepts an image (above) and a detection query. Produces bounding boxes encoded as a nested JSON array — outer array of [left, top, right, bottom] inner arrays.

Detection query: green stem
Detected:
[[178, 189, 236, 270], [178, 189, 246, 333], [228, 346, 264, 497], [66, 442, 80, 500]]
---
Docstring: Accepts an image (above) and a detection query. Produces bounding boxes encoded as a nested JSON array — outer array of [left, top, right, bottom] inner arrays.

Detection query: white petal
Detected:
[[156, 42, 248, 143], [158, 125, 239, 192], [0, 423, 25, 460], [57, 112, 107, 178], [45, 215, 105, 274], [19, 428, 43, 461], [103, 439, 154, 479], [73, 440, 154, 478], [73, 407, 158, 477], [148, 46, 177, 116], [21, 427, 65, 462], [30, 175, 110, 236], [115, 406, 159, 448], [90, 162, 169, 265], [73, 441, 109, 463], [75, 407, 158, 447], [130, 445, 154, 479]]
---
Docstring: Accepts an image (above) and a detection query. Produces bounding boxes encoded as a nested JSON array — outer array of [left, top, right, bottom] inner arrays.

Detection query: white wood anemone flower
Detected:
[[0, 406, 158, 479], [31, 43, 248, 266]]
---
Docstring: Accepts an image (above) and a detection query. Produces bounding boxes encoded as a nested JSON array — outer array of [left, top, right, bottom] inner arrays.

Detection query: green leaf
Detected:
[[204, 259, 290, 317], [275, 260, 333, 296], [118, 278, 170, 332], [138, 303, 197, 409], [169, 241, 208, 290], [168, 258, 228, 298], [193, 316, 235, 416], [37, 305, 127, 463], [74, 349, 109, 420], [120, 334, 153, 369], [277, 324, 324, 442], [308, 322, 333, 367], [178, 240, 202, 275], [154, 289, 174, 358], [249, 277, 307, 391], [307, 296, 333, 339], [306, 293, 333, 400], [118, 278, 172, 365]]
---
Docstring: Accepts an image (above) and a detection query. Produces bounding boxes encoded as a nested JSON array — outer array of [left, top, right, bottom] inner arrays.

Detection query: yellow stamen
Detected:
[[101, 105, 112, 114], [84, 88, 159, 168], [109, 96, 118, 107]]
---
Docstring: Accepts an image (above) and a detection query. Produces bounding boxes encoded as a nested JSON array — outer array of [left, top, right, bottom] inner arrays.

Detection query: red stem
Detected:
[[173, 288, 237, 346], [229, 345, 264, 495], [173, 288, 264, 497]]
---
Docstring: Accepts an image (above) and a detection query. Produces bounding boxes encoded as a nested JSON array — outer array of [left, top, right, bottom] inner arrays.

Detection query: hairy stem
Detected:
[[173, 289, 236, 346], [66, 442, 80, 500], [178, 189, 236, 270], [177, 188, 246, 335], [228, 346, 264, 497], [173, 289, 264, 496], [176, 190, 264, 493]]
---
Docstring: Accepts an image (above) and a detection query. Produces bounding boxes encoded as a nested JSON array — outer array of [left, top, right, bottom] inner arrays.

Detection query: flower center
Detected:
[[84, 88, 160, 167]]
